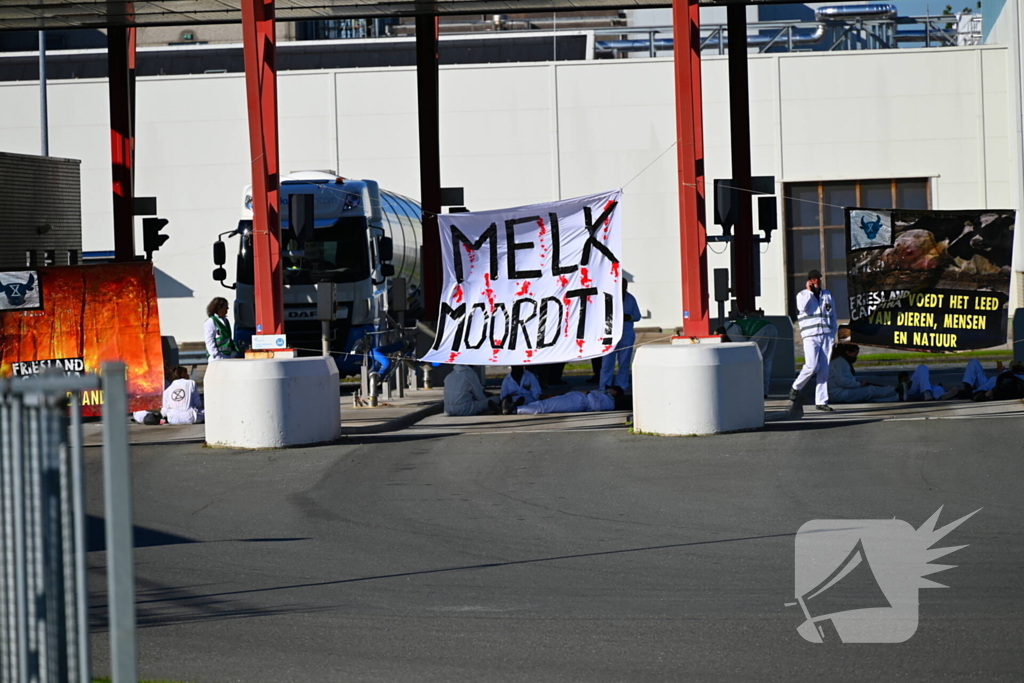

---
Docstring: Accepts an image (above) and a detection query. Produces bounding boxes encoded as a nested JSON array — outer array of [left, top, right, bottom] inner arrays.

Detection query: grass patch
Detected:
[[799, 349, 1012, 366]]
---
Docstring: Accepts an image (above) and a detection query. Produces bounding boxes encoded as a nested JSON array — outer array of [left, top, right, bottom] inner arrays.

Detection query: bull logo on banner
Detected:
[[0, 271, 41, 310], [421, 190, 624, 366], [845, 208, 1015, 352]]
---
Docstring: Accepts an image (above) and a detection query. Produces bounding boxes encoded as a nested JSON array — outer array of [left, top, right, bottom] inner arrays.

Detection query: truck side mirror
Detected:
[[213, 240, 227, 266], [378, 236, 393, 263], [213, 267, 228, 282], [381, 264, 395, 277]]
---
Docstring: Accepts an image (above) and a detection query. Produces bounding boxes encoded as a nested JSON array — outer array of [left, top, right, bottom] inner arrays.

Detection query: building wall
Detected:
[[0, 151, 82, 269], [0, 45, 1015, 342]]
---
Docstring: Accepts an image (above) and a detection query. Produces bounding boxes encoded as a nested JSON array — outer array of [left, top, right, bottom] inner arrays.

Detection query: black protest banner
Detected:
[[845, 207, 1015, 351]]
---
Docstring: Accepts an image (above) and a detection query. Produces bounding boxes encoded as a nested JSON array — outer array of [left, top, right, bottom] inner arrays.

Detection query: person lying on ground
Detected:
[[898, 365, 947, 401], [500, 366, 542, 411], [966, 361, 1024, 402], [163, 366, 205, 424], [827, 343, 901, 403], [505, 386, 626, 415], [937, 358, 1019, 400], [444, 365, 500, 416]]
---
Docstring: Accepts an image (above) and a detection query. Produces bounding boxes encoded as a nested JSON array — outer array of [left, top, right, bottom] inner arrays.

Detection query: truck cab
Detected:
[[217, 172, 395, 374]]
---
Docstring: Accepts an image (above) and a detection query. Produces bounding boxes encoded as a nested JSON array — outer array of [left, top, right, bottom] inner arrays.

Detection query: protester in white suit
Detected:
[[789, 269, 838, 411], [827, 344, 900, 404], [512, 387, 623, 415], [162, 367, 205, 424], [444, 365, 498, 416], [500, 366, 542, 413], [900, 365, 946, 401]]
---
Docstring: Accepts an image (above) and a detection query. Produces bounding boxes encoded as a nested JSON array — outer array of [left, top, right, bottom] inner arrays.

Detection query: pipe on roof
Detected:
[[596, 24, 828, 53], [815, 3, 898, 21]]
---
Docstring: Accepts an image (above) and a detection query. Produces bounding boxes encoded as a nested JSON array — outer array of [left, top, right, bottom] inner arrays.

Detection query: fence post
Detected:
[[101, 362, 138, 683]]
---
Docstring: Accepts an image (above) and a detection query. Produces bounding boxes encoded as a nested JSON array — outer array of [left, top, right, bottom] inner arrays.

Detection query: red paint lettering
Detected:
[[580, 267, 592, 288], [482, 273, 495, 312]]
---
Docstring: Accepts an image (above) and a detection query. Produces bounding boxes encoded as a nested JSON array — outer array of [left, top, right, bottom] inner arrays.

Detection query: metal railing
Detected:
[[592, 13, 978, 58], [1, 363, 137, 683]]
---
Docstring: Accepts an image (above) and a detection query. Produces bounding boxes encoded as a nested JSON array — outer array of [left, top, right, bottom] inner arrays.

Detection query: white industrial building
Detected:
[[1, 2, 1022, 344]]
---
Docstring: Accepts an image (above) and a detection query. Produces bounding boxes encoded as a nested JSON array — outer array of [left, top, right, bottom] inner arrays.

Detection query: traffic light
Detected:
[[142, 217, 169, 260]]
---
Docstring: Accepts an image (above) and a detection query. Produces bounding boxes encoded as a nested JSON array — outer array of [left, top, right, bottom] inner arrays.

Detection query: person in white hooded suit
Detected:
[[162, 366, 205, 424]]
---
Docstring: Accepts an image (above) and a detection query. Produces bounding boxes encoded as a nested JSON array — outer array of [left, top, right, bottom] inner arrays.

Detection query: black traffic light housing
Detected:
[[143, 217, 170, 260]]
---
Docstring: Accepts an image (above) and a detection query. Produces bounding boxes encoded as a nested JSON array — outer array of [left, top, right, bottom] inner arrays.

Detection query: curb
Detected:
[[340, 402, 444, 436]]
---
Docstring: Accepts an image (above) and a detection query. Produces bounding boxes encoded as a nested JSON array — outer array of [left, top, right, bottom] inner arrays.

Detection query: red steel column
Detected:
[[673, 0, 709, 336], [108, 25, 134, 262], [241, 0, 284, 335], [416, 14, 442, 322]]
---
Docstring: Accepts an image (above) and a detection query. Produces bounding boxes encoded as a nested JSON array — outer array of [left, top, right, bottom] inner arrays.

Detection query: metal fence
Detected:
[[1, 363, 137, 683]]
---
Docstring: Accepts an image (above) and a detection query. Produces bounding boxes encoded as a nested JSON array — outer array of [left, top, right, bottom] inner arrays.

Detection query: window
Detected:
[[783, 178, 929, 320]]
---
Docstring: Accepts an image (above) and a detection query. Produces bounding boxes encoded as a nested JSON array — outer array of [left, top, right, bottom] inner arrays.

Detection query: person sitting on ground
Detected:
[[444, 365, 499, 416], [506, 386, 626, 415], [898, 365, 946, 401], [162, 366, 205, 424], [724, 310, 778, 399], [827, 343, 901, 403], [500, 366, 542, 413]]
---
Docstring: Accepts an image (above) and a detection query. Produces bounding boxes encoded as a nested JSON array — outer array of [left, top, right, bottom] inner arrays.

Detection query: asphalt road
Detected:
[[85, 414, 1024, 682]]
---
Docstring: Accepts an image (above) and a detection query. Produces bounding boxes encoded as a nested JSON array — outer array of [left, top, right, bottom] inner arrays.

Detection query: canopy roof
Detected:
[[0, 0, 665, 30], [0, 0, 817, 30]]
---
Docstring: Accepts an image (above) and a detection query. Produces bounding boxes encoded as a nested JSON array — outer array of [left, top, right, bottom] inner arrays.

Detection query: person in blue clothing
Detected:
[[600, 280, 642, 393]]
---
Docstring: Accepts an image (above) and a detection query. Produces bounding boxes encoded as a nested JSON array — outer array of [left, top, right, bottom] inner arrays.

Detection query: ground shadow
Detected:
[[87, 515, 198, 552], [121, 530, 799, 607]]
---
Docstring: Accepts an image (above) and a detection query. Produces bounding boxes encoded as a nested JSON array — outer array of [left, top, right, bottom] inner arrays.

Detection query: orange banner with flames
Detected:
[[0, 263, 164, 416]]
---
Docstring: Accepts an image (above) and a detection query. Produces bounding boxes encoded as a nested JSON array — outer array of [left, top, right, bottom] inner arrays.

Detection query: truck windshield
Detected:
[[282, 217, 369, 284], [236, 217, 370, 286]]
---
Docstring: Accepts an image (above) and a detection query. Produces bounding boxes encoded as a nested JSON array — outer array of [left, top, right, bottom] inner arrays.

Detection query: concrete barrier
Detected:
[[633, 340, 765, 436], [205, 356, 341, 448]]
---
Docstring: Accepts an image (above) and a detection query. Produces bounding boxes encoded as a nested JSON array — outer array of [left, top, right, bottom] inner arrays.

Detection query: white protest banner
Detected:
[[421, 190, 624, 365]]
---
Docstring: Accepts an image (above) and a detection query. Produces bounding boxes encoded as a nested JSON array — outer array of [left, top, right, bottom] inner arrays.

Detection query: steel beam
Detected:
[[727, 4, 756, 312], [129, 26, 136, 185], [673, 0, 709, 336], [416, 15, 442, 322], [241, 0, 284, 335], [107, 26, 134, 262]]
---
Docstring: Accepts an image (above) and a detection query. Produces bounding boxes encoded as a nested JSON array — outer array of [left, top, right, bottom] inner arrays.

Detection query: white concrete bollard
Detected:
[[204, 356, 341, 448], [632, 341, 764, 436]]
